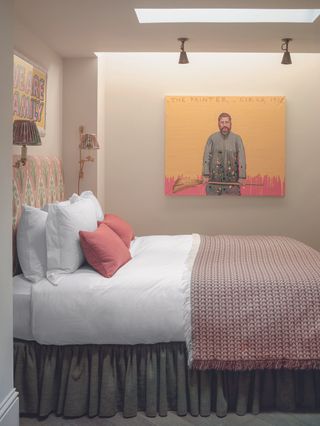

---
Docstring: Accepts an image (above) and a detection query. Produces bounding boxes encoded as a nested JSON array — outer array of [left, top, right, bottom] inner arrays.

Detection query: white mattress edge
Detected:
[[181, 233, 200, 366]]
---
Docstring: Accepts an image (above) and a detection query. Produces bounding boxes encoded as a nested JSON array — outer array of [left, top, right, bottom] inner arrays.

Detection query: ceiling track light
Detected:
[[281, 38, 292, 64], [178, 37, 189, 64]]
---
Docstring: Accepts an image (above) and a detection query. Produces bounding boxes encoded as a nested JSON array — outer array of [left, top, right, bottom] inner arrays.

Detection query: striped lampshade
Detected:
[[79, 133, 100, 150], [13, 120, 42, 146]]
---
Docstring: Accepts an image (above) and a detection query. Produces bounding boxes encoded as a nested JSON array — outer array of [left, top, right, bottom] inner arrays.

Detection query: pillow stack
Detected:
[[100, 213, 135, 248], [46, 197, 97, 284], [69, 190, 104, 222], [17, 205, 48, 283], [17, 190, 135, 284], [79, 223, 131, 278]]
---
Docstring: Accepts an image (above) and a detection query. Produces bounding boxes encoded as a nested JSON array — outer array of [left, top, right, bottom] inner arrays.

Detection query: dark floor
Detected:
[[20, 412, 320, 426]]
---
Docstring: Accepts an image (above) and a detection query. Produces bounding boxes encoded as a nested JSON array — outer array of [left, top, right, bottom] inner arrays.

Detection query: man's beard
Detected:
[[220, 127, 230, 136]]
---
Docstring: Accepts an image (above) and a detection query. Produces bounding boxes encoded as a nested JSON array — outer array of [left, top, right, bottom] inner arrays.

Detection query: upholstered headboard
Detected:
[[13, 155, 64, 274]]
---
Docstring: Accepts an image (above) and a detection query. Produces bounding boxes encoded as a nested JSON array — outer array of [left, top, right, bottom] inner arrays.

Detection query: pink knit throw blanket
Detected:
[[189, 235, 320, 370]]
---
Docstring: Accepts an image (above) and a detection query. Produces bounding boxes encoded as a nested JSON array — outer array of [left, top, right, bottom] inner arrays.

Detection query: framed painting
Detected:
[[165, 96, 285, 197], [13, 52, 47, 136]]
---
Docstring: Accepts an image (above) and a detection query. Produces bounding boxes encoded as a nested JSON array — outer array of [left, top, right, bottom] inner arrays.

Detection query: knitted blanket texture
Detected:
[[189, 235, 320, 370]]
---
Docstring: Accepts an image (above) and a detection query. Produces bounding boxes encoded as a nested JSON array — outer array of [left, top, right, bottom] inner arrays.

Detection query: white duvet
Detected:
[[31, 235, 197, 345]]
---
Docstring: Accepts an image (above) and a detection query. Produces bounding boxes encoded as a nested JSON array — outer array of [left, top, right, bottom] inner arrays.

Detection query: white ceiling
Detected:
[[14, 0, 320, 58]]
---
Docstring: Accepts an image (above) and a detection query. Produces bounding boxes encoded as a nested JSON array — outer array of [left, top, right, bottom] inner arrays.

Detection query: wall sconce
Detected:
[[281, 38, 292, 64], [13, 119, 42, 168], [178, 37, 189, 64], [78, 125, 100, 194]]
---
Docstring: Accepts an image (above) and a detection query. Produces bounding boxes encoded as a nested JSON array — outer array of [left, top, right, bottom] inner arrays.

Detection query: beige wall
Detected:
[[97, 56, 106, 211], [63, 58, 98, 197], [0, 1, 19, 424], [98, 53, 320, 250], [13, 18, 63, 159]]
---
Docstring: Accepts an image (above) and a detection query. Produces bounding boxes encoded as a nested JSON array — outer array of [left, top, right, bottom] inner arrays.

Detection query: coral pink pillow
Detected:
[[100, 214, 134, 248], [79, 223, 131, 278]]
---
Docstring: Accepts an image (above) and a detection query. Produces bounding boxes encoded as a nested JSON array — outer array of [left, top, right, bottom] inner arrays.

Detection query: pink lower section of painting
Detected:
[[165, 176, 285, 197]]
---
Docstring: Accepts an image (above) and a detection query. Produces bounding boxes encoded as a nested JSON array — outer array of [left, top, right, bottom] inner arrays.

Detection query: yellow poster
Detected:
[[165, 96, 285, 197], [13, 53, 47, 136]]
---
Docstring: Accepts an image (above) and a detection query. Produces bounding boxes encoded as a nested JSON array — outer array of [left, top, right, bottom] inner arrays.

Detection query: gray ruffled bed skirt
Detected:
[[14, 339, 320, 418]]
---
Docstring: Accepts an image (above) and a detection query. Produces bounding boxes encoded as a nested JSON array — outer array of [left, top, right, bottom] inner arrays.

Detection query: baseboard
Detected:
[[0, 389, 19, 426]]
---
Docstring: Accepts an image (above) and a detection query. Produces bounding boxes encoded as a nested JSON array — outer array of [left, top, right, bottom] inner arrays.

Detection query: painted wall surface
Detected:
[[0, 1, 18, 423], [97, 57, 106, 211], [13, 18, 63, 158], [98, 53, 320, 250], [63, 58, 98, 197]]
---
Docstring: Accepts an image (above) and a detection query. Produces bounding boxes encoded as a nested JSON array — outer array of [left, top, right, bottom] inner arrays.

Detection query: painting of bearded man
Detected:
[[202, 112, 246, 195]]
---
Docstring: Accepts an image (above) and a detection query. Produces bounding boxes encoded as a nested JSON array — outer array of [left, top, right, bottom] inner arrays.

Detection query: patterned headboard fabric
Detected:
[[13, 155, 64, 274]]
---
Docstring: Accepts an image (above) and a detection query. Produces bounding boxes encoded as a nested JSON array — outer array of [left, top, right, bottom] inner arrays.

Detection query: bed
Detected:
[[13, 156, 320, 418]]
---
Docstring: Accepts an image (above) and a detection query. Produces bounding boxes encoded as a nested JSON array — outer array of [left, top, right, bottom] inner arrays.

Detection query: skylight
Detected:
[[135, 8, 320, 24]]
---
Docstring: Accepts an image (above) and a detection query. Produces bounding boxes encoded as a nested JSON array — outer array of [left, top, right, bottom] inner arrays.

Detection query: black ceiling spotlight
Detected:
[[178, 37, 189, 64], [281, 38, 292, 64]]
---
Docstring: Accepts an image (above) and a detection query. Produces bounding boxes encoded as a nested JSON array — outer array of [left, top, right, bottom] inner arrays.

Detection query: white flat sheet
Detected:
[[13, 274, 34, 341], [31, 235, 196, 345]]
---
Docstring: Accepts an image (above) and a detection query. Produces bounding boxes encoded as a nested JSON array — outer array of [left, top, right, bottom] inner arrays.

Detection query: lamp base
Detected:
[[13, 145, 27, 168]]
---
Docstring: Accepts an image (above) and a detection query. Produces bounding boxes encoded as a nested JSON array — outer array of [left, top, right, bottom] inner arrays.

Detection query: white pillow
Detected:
[[42, 200, 71, 212], [70, 191, 104, 221], [17, 205, 48, 283], [46, 198, 97, 285]]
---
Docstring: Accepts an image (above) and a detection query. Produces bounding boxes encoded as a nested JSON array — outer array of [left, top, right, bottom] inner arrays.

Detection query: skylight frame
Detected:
[[134, 8, 320, 24]]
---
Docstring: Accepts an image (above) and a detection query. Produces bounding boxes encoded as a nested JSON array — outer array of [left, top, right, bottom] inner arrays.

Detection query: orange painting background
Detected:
[[165, 96, 285, 180]]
